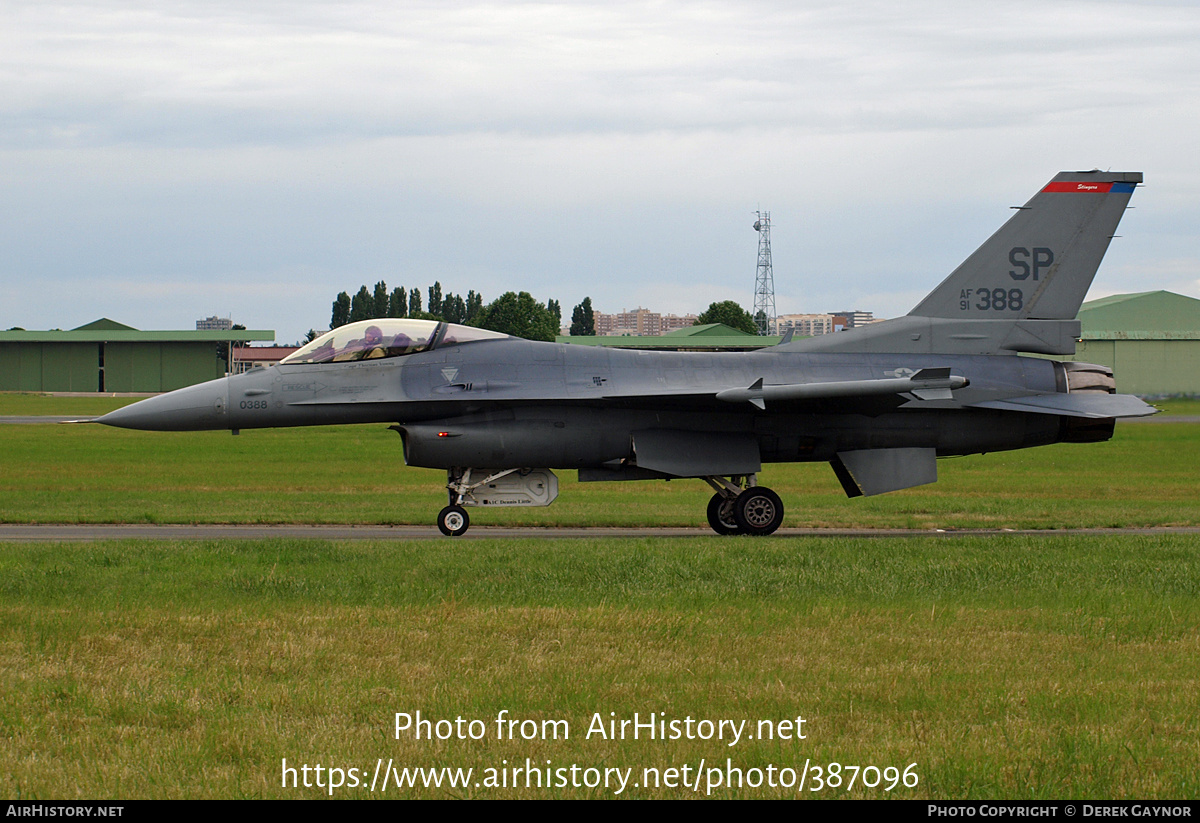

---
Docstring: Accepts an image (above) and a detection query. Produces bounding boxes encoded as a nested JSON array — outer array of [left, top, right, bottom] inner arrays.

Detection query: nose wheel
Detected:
[[437, 505, 470, 536]]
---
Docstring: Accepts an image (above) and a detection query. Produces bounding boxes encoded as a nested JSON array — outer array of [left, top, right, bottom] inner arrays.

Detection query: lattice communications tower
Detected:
[[752, 211, 776, 335]]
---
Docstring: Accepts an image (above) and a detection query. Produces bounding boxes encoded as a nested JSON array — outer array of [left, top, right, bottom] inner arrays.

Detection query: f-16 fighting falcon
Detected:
[[97, 170, 1154, 535]]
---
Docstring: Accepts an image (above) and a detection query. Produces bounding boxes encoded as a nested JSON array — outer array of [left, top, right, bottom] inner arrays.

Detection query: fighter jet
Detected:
[[98, 170, 1154, 535]]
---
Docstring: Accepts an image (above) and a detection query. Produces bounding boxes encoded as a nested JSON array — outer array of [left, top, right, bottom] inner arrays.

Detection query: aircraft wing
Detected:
[[603, 367, 1155, 421]]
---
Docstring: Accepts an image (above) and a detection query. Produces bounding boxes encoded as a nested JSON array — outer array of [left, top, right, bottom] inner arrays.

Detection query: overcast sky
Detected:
[[3, 0, 1198, 343]]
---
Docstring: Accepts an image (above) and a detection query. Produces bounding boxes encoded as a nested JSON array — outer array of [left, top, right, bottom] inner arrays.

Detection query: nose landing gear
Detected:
[[437, 505, 470, 536], [438, 467, 560, 535]]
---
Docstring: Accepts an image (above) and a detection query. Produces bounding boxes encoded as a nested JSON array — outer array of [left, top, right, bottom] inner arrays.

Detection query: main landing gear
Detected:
[[434, 468, 783, 536], [703, 475, 784, 536]]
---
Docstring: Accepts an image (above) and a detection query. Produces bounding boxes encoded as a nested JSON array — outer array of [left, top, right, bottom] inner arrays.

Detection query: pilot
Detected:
[[330, 326, 383, 362], [362, 325, 386, 359]]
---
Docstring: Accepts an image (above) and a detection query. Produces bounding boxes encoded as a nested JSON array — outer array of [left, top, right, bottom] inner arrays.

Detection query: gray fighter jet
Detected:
[[98, 170, 1154, 535]]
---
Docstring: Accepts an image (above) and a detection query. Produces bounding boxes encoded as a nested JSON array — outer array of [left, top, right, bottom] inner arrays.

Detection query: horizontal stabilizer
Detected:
[[830, 448, 937, 498], [716, 368, 967, 407], [969, 393, 1157, 419]]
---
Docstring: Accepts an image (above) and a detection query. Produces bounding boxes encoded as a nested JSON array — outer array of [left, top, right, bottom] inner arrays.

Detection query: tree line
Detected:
[[330, 281, 572, 343], [331, 282, 487, 328], [327, 282, 756, 343]]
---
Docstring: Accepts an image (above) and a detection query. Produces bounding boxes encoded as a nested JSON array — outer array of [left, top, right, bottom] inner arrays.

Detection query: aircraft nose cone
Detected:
[[97, 378, 229, 431]]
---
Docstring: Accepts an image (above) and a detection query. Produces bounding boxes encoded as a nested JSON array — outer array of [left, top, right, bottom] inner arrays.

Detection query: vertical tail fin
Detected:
[[909, 170, 1141, 320], [781, 170, 1142, 355]]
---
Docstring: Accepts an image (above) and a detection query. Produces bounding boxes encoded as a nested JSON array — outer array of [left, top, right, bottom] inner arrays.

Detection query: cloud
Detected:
[[2, 1, 1198, 343], [6, 1, 1199, 147]]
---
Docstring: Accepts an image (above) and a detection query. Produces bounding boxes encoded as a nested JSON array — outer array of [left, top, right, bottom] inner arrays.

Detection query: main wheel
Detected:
[[733, 487, 784, 536], [706, 493, 741, 535], [437, 505, 470, 536]]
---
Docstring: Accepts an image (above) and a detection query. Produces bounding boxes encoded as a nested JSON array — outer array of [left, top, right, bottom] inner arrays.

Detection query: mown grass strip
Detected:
[[3, 416, 1199, 528], [4, 535, 1200, 610], [2, 536, 1198, 799]]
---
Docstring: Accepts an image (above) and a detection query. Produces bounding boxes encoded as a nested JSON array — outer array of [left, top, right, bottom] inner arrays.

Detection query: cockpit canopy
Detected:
[[281, 319, 509, 365]]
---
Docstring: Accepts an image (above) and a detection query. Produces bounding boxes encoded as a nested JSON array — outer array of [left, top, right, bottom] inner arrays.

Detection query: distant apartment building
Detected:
[[826, 310, 875, 329], [592, 308, 699, 336], [775, 313, 848, 336], [196, 316, 233, 331], [660, 313, 699, 333], [617, 307, 661, 336], [593, 311, 617, 335], [588, 306, 876, 337]]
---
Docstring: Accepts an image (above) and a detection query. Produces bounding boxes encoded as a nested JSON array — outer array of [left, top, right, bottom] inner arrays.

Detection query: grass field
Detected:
[[1, 392, 1199, 529], [2, 535, 1198, 799], [2, 392, 1198, 799]]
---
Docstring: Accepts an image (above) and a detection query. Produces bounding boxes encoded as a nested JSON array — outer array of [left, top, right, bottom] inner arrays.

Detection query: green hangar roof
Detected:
[[1, 319, 275, 393], [0, 318, 274, 344], [1069, 291, 1200, 396], [1078, 291, 1200, 340]]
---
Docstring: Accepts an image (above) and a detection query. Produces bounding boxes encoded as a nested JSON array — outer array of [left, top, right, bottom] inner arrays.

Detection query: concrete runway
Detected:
[[2, 524, 1199, 541]]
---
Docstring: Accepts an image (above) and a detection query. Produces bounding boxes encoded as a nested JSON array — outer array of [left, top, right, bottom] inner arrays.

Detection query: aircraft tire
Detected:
[[437, 505, 470, 536], [733, 487, 784, 536], [706, 493, 742, 535]]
